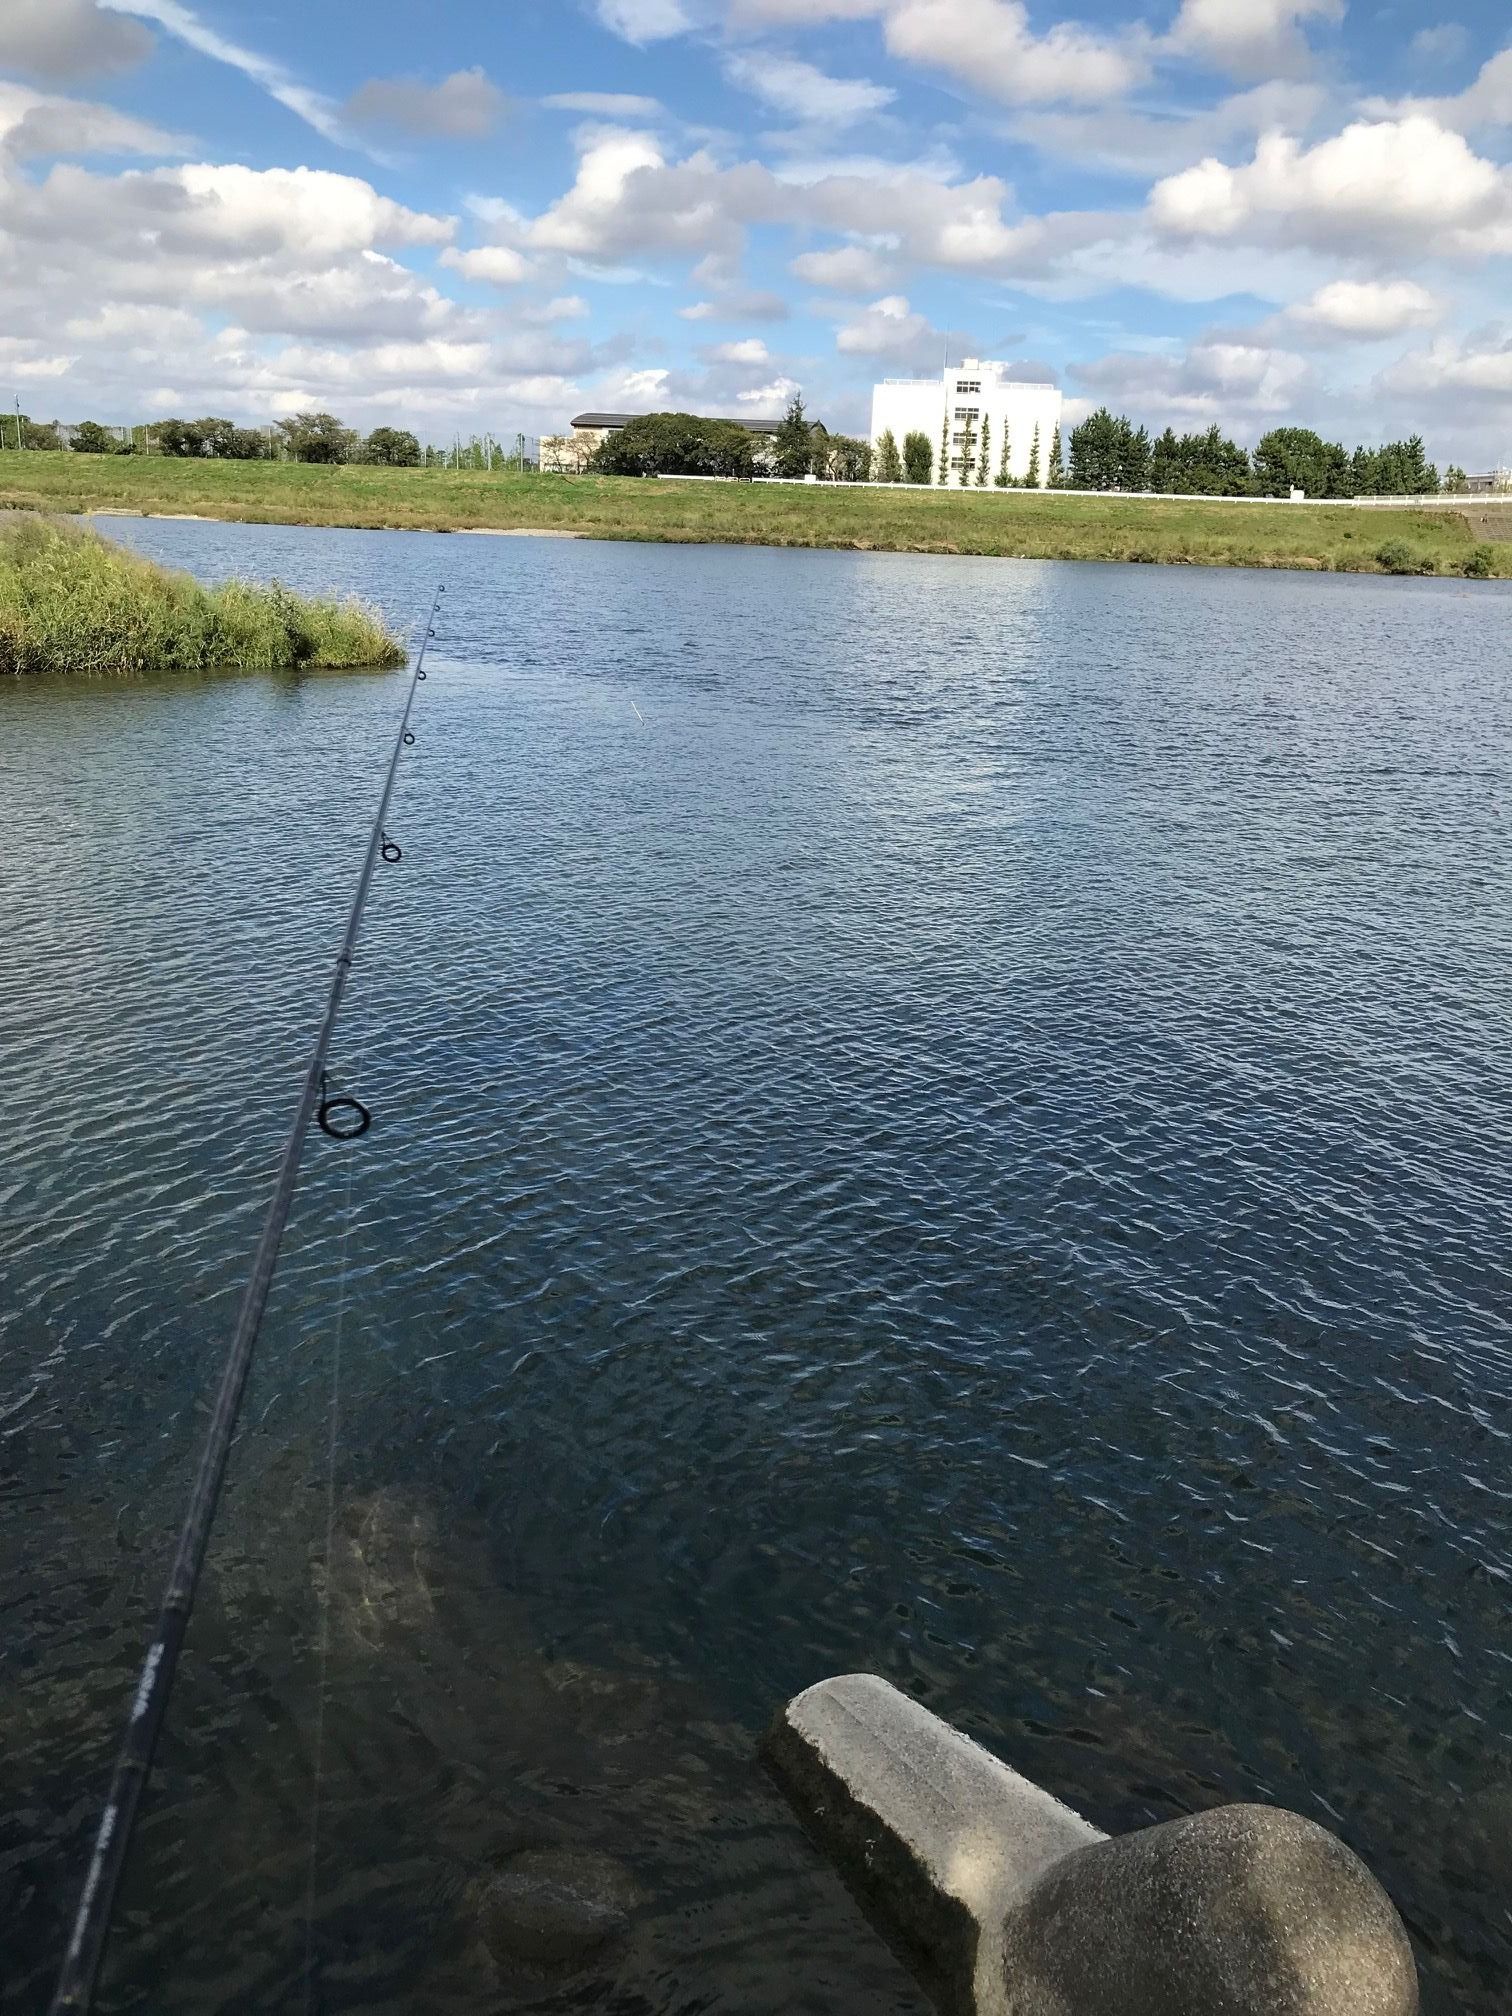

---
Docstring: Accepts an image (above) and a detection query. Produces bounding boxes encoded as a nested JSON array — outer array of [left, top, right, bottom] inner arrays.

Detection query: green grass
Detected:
[[0, 449, 1509, 578], [0, 515, 406, 677]]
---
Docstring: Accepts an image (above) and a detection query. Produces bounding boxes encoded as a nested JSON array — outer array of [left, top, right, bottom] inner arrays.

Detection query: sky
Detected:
[[1, 0, 1511, 463]]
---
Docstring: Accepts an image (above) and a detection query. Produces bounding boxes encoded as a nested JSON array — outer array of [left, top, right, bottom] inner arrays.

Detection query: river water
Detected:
[[2, 521, 1510, 2013]]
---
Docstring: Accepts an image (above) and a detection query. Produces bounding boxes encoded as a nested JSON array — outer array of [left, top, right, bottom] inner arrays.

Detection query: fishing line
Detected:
[[49, 581, 446, 2016]]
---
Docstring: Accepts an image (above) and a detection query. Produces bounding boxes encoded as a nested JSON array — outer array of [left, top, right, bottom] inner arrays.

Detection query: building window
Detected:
[[956, 380, 981, 394], [953, 407, 980, 420]]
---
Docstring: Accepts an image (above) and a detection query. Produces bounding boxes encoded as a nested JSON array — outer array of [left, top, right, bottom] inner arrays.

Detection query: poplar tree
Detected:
[[938, 412, 949, 485], [903, 430, 932, 484], [1048, 426, 1064, 488], [1027, 424, 1041, 489], [996, 426, 1011, 487], [977, 415, 991, 486], [875, 428, 903, 483]]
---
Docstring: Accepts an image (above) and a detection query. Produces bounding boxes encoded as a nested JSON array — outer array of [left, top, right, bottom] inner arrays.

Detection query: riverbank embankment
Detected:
[[0, 515, 405, 676], [1, 450, 1508, 577]]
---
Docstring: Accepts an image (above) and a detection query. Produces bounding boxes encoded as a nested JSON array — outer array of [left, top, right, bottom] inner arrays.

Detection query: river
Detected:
[[2, 521, 1510, 2013]]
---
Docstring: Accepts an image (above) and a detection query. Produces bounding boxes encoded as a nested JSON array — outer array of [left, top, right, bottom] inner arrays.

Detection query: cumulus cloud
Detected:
[[707, 337, 770, 362], [595, 0, 691, 43], [791, 244, 896, 291], [0, 0, 152, 81], [1073, 338, 1315, 425], [884, 0, 1149, 107], [1148, 116, 1511, 257], [834, 292, 942, 367], [722, 51, 894, 125], [439, 244, 532, 284], [346, 68, 506, 140], [1168, 0, 1343, 79], [0, 79, 183, 158], [1286, 279, 1443, 339], [514, 124, 1061, 278], [1371, 50, 1512, 135], [1008, 79, 1327, 179], [1377, 335, 1512, 401]]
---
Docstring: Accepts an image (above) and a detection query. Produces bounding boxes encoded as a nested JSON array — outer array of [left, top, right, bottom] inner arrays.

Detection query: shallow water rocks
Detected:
[[474, 1846, 638, 1974], [766, 1674, 1418, 2016]]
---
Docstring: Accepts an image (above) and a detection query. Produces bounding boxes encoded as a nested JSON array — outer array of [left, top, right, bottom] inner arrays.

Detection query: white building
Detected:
[[870, 361, 1063, 488]]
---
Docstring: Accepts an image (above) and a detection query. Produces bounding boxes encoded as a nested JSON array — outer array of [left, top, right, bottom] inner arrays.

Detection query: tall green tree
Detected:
[[996, 425, 1011, 488], [364, 427, 422, 467], [1150, 425, 1251, 496], [1027, 424, 1041, 489], [592, 413, 758, 478], [1252, 427, 1349, 499], [977, 414, 991, 486], [903, 430, 932, 484], [875, 428, 903, 483], [278, 411, 358, 464], [937, 411, 949, 486], [70, 421, 116, 455], [773, 394, 813, 478], [1047, 426, 1064, 488]]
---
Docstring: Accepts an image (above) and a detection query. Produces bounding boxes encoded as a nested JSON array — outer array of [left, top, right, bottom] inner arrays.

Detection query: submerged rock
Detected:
[[473, 1845, 638, 1973]]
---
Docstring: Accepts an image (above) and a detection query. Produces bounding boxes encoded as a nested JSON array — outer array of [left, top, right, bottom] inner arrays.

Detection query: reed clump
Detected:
[[0, 516, 406, 676]]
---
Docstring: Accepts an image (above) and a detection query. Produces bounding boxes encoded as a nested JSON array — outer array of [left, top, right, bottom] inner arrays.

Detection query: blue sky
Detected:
[[1, 0, 1510, 462]]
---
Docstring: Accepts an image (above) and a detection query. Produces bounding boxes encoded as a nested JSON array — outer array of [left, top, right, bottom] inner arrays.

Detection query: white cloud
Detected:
[[734, 375, 800, 414], [0, 0, 151, 81], [884, 0, 1149, 107], [791, 244, 895, 290], [1409, 25, 1470, 68], [439, 244, 532, 284], [99, 0, 346, 144], [0, 79, 183, 158], [1287, 279, 1443, 338], [835, 292, 936, 361], [1378, 336, 1512, 399], [542, 92, 666, 117], [1073, 338, 1315, 425], [595, 0, 690, 43], [722, 51, 894, 125], [517, 123, 1061, 277], [1373, 50, 1512, 134], [346, 68, 506, 140], [1168, 0, 1343, 79], [1008, 79, 1327, 179], [708, 337, 770, 362], [1148, 116, 1511, 256]]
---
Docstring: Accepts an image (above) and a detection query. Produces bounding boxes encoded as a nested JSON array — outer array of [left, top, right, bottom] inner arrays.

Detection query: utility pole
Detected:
[[14, 396, 24, 451]]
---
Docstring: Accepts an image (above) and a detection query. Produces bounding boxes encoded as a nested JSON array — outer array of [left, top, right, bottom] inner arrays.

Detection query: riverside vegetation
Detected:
[[0, 517, 406, 677], [2, 451, 1507, 579]]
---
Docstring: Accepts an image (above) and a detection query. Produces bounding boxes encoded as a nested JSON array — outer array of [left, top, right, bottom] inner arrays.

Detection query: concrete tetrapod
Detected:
[[764, 1674, 1418, 2016]]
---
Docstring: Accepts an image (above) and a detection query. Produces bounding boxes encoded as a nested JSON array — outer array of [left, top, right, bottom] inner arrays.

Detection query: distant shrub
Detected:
[[1375, 540, 1435, 576], [0, 517, 405, 677], [1462, 545, 1497, 579]]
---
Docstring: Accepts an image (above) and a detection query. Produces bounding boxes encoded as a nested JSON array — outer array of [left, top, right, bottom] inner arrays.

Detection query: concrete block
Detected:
[[765, 1674, 1418, 2016]]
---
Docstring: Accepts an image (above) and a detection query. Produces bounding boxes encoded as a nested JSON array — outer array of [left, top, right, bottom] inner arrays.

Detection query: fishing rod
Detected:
[[49, 581, 446, 2016]]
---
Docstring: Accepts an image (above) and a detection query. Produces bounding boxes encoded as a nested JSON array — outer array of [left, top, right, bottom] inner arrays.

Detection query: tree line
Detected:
[[1062, 412, 1457, 498], [590, 398, 874, 481], [7, 410, 526, 470]]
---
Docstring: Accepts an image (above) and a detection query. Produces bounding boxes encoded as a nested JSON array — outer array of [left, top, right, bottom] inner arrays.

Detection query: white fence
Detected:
[[657, 474, 1511, 508]]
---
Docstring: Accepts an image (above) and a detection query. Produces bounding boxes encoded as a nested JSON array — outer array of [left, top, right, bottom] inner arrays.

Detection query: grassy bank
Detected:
[[0, 516, 406, 677], [1, 450, 1509, 577]]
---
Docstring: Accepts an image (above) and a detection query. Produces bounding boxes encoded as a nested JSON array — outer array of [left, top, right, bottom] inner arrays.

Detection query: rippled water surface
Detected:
[[4, 521, 1511, 2014]]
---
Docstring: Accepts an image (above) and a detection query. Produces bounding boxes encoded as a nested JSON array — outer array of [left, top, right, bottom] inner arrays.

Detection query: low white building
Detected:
[[870, 361, 1063, 488]]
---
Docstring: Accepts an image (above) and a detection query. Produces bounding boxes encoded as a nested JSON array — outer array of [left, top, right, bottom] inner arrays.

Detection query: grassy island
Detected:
[[0, 449, 1508, 580], [0, 516, 406, 677]]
